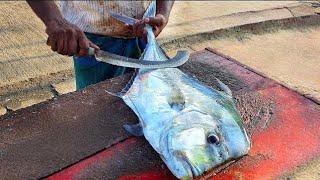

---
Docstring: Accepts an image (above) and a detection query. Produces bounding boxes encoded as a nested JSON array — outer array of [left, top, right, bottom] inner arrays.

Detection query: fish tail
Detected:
[[143, 1, 156, 19]]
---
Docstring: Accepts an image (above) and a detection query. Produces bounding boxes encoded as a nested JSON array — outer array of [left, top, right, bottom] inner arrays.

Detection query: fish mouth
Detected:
[[175, 152, 202, 178], [184, 157, 202, 178]]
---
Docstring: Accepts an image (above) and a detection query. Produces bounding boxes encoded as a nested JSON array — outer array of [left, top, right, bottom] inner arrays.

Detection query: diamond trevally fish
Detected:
[[109, 1, 251, 179]]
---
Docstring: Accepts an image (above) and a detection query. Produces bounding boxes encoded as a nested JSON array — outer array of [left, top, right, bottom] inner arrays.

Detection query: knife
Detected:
[[88, 47, 190, 69], [109, 11, 137, 26]]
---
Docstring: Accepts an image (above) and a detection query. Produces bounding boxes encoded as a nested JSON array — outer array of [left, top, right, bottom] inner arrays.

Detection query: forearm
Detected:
[[156, 0, 174, 20], [26, 1, 63, 26], [26, 1, 98, 56]]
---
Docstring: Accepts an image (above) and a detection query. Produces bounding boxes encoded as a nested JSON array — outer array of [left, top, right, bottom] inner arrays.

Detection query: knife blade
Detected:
[[88, 47, 189, 69], [109, 11, 138, 26]]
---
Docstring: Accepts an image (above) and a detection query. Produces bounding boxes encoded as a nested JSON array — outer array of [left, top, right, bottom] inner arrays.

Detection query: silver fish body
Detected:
[[112, 1, 251, 179], [121, 67, 251, 179]]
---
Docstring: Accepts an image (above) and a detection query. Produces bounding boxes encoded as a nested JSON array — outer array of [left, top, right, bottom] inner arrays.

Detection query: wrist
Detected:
[[43, 16, 65, 27], [44, 17, 69, 29]]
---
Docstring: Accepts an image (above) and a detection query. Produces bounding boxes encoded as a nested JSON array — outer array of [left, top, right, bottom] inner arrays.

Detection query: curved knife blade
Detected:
[[89, 47, 190, 69]]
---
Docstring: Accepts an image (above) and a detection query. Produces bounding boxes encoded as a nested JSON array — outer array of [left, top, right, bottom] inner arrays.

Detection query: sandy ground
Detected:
[[282, 156, 320, 179], [187, 26, 320, 104], [0, 2, 73, 95], [159, 1, 300, 41]]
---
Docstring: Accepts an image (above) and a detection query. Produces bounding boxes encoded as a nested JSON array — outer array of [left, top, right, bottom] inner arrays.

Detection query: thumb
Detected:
[[88, 40, 100, 50]]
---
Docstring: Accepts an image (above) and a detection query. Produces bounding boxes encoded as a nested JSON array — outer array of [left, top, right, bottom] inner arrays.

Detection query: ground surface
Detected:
[[0, 1, 320, 179]]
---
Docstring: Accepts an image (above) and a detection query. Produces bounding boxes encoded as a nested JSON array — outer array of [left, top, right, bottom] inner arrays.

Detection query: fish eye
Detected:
[[207, 134, 220, 145]]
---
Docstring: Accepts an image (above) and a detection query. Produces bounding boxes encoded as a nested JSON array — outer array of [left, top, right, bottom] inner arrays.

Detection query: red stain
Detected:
[[118, 170, 176, 180], [47, 138, 138, 180], [211, 85, 320, 179]]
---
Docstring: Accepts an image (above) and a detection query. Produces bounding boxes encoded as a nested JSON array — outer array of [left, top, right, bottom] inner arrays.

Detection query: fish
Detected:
[[109, 1, 251, 179]]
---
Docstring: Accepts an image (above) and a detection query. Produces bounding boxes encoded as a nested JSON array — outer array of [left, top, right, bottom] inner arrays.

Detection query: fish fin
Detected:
[[105, 90, 124, 98], [156, 43, 170, 60], [139, 41, 169, 62], [120, 69, 138, 94], [123, 123, 144, 136], [215, 78, 232, 96]]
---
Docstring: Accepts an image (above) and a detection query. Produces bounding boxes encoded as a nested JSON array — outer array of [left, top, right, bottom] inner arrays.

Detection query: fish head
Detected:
[[161, 107, 250, 179]]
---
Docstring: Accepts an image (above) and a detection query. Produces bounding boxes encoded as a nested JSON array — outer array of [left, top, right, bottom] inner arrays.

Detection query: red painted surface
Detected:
[[210, 84, 320, 180], [118, 171, 177, 180], [47, 138, 138, 180], [47, 50, 320, 180]]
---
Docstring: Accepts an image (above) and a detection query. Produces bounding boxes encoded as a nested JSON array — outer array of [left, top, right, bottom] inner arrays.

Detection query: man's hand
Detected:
[[144, 14, 168, 37], [46, 18, 99, 57], [130, 20, 147, 40], [27, 1, 99, 57], [129, 1, 174, 40], [129, 14, 168, 42]]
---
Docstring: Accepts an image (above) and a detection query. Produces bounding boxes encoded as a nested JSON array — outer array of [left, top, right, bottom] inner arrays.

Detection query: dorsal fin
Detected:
[[120, 70, 138, 94], [105, 70, 138, 98]]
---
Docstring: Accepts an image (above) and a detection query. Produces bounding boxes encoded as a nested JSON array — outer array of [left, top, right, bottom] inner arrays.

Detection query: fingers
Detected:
[[88, 40, 99, 50], [77, 34, 90, 57], [132, 20, 146, 38], [153, 27, 161, 37], [132, 21, 137, 36], [77, 32, 100, 57], [143, 14, 167, 37], [67, 29, 77, 56], [47, 36, 58, 52], [144, 17, 161, 27], [57, 30, 67, 55]]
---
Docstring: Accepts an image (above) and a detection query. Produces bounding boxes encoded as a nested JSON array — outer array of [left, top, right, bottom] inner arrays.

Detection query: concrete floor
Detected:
[[186, 26, 320, 104], [0, 1, 303, 95], [159, 1, 301, 42], [0, 2, 72, 94]]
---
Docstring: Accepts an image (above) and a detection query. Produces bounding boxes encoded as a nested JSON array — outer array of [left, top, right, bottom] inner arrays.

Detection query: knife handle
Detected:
[[88, 47, 96, 56]]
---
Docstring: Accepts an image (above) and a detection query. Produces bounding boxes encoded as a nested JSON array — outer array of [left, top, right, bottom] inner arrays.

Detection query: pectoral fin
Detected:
[[123, 123, 144, 137], [215, 78, 232, 96]]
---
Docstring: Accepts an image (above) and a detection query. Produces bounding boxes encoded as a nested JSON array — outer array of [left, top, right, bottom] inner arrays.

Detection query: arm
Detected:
[[149, 0, 174, 37], [26, 1, 98, 56]]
